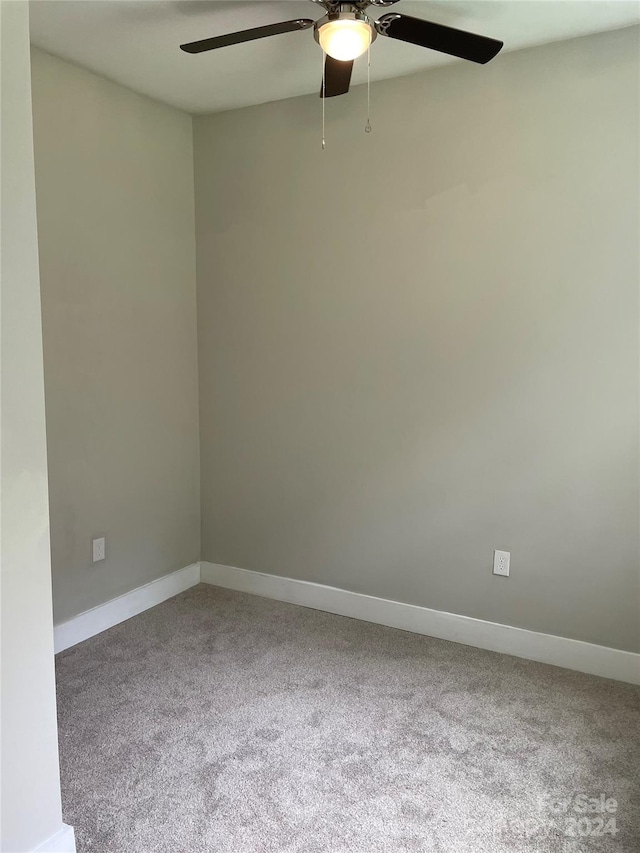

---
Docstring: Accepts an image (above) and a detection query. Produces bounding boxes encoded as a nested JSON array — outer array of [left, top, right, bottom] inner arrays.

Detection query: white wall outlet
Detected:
[[92, 536, 105, 563], [493, 549, 510, 577]]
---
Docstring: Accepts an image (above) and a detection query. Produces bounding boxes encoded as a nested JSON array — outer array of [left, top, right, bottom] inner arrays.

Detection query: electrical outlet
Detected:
[[493, 549, 510, 577], [92, 536, 105, 563]]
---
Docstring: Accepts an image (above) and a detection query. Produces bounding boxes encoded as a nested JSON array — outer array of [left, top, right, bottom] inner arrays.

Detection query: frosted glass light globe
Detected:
[[318, 19, 372, 61]]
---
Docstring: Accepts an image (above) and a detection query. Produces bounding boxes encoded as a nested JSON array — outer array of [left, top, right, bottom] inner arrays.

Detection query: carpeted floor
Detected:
[[56, 584, 639, 853]]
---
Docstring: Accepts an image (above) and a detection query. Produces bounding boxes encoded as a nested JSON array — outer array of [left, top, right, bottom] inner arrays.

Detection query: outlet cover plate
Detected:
[[92, 536, 105, 563], [493, 549, 510, 577]]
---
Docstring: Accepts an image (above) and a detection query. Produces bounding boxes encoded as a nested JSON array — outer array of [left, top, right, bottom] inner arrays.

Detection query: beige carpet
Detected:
[[56, 584, 639, 852]]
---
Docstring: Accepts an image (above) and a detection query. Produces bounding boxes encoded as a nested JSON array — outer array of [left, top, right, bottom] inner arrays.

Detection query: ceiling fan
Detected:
[[180, 1, 504, 98]]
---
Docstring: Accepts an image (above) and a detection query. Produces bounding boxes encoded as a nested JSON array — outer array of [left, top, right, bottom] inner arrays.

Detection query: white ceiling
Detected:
[[30, 0, 640, 114]]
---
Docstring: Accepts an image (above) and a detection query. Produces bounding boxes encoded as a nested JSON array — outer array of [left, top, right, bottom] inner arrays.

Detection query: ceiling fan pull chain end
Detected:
[[365, 37, 372, 133], [322, 50, 326, 149]]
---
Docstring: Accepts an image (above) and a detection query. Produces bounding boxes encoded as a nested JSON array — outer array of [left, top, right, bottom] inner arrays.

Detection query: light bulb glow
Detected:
[[318, 19, 372, 61]]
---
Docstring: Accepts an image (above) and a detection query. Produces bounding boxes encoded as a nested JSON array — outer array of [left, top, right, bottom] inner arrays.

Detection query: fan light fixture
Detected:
[[180, 1, 505, 105], [315, 13, 376, 62]]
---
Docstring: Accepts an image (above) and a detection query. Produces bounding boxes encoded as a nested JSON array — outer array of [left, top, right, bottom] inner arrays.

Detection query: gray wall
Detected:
[[0, 5, 64, 850], [194, 27, 640, 653], [31, 49, 200, 623]]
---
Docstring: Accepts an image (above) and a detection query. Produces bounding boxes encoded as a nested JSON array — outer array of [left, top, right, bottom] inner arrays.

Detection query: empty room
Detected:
[[1, 0, 639, 851]]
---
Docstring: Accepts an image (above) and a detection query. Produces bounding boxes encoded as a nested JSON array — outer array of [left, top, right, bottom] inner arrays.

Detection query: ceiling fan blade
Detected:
[[180, 19, 314, 54], [320, 55, 354, 98], [375, 14, 503, 64]]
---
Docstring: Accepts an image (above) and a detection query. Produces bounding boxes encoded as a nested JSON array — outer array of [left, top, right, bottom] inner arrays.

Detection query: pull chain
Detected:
[[365, 37, 372, 134], [322, 50, 326, 149]]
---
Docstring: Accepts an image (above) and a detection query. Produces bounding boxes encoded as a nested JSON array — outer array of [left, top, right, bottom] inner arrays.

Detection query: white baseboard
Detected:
[[200, 562, 640, 685], [33, 824, 75, 853], [54, 563, 201, 653]]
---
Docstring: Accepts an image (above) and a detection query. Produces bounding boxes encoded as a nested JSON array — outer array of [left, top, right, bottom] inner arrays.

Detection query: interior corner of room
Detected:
[[31, 27, 640, 663], [2, 1, 639, 851]]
